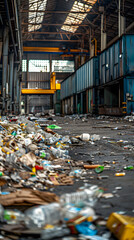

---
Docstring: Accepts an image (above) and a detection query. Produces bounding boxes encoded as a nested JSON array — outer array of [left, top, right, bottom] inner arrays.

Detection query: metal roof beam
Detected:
[[21, 10, 98, 14], [22, 31, 88, 35], [23, 39, 82, 42], [22, 22, 91, 27]]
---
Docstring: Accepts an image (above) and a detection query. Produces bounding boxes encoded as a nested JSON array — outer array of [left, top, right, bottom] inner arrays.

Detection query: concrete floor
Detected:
[[52, 115, 134, 239]]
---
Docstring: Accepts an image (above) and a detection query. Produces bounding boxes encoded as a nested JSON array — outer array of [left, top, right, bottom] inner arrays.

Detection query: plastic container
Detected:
[[80, 133, 90, 141], [60, 185, 100, 207], [84, 165, 101, 169], [50, 147, 69, 159], [95, 166, 104, 173], [6, 153, 17, 163], [25, 203, 62, 229], [107, 212, 134, 240], [115, 173, 125, 176], [4, 209, 25, 224], [91, 134, 101, 141], [69, 169, 85, 178], [40, 150, 50, 160], [41, 225, 70, 240]]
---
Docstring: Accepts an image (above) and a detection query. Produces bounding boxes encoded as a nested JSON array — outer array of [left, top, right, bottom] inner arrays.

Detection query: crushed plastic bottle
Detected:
[[91, 134, 101, 141], [41, 225, 70, 240], [69, 169, 85, 178], [50, 147, 69, 159], [94, 166, 104, 173], [40, 150, 51, 160], [61, 136, 71, 144], [6, 153, 17, 163], [25, 203, 62, 229], [60, 185, 100, 207]]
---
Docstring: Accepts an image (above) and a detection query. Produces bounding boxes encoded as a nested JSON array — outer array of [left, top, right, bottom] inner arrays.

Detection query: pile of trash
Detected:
[[0, 115, 133, 239]]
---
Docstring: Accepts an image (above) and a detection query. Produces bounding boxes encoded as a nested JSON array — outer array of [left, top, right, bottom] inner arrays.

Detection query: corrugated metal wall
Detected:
[[99, 35, 134, 85], [61, 57, 98, 100], [28, 95, 52, 113], [28, 72, 50, 89]]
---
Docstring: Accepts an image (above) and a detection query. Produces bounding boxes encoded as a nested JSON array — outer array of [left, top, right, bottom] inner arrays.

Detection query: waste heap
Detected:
[[0, 115, 132, 240]]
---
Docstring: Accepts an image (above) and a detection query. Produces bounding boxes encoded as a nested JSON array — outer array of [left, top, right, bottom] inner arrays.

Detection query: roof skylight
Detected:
[[61, 0, 97, 33], [28, 0, 47, 32]]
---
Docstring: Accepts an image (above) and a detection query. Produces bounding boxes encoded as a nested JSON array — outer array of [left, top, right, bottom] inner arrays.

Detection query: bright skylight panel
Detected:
[[28, 0, 47, 32], [61, 0, 97, 33]]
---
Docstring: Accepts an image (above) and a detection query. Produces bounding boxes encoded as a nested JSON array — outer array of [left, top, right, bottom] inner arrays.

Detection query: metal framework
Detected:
[[20, 0, 134, 50]]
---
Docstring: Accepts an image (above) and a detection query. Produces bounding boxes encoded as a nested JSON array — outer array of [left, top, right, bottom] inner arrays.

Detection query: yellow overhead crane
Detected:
[[21, 72, 61, 95], [23, 46, 88, 54]]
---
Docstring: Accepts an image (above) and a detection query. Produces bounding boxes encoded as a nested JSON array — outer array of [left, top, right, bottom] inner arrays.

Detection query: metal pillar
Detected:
[[120, 16, 126, 35], [2, 26, 9, 114], [13, 64, 17, 114], [80, 92, 83, 114], [101, 12, 107, 51], [25, 55, 29, 114], [50, 54, 52, 74], [16, 76, 19, 113], [118, 0, 121, 37], [9, 53, 14, 113]]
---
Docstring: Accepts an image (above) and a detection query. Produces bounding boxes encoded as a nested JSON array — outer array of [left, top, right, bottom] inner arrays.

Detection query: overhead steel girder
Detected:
[[23, 39, 82, 42], [21, 10, 98, 14], [23, 46, 88, 53], [21, 89, 56, 95], [22, 23, 91, 27], [22, 31, 89, 35]]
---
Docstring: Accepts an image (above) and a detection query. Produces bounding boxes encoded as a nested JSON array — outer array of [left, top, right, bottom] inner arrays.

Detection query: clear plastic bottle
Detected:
[[61, 136, 71, 144], [50, 147, 69, 158], [25, 203, 62, 229], [41, 225, 70, 240], [4, 209, 25, 224], [60, 185, 100, 207], [40, 150, 50, 160], [6, 153, 17, 163], [6, 152, 10, 162]]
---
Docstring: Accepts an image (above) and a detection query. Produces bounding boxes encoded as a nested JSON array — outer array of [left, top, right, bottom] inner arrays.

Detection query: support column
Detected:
[[76, 94, 78, 113], [118, 0, 121, 37], [119, 84, 121, 108], [2, 27, 9, 115], [9, 52, 14, 113], [50, 54, 52, 74], [120, 16, 126, 35], [100, 6, 107, 51], [13, 64, 17, 114], [80, 92, 83, 114], [118, 0, 126, 36], [16, 76, 19, 113]]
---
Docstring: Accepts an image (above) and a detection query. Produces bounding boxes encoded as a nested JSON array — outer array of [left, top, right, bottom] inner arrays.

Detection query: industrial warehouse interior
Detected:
[[0, 0, 134, 239]]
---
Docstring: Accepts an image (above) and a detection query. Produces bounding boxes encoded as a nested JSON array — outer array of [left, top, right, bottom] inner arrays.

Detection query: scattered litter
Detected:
[[115, 173, 126, 177], [102, 193, 114, 199], [47, 124, 62, 129]]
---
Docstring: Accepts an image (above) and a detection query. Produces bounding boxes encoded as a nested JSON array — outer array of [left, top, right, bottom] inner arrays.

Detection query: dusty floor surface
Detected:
[[51, 115, 134, 239]]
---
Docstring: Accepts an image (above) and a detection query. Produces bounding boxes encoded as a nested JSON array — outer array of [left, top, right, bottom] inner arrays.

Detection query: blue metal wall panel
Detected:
[[109, 46, 114, 81], [90, 58, 93, 87], [100, 52, 106, 84], [106, 49, 110, 82], [113, 41, 119, 79], [125, 35, 134, 75], [61, 56, 98, 99], [99, 35, 134, 85], [124, 77, 134, 114]]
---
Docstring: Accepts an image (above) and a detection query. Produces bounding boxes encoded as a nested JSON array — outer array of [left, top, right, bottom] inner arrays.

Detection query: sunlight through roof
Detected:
[[28, 0, 47, 32], [61, 0, 97, 33]]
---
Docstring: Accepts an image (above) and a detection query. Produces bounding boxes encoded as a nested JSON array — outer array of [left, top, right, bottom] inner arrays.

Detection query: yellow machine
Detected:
[[21, 72, 61, 95]]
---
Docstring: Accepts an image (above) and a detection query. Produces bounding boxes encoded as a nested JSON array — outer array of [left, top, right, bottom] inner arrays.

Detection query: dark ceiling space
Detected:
[[1, 0, 134, 51]]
